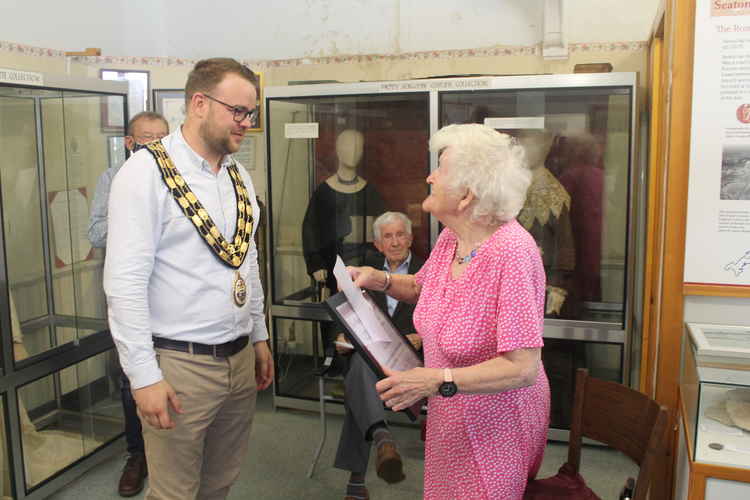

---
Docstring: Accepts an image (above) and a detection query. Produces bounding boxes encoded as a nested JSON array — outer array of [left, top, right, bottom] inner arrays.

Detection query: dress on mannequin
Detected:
[[515, 129, 576, 318], [557, 133, 605, 303], [302, 129, 385, 293]]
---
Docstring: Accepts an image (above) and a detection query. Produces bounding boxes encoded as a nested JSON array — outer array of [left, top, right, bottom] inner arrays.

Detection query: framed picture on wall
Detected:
[[153, 89, 186, 134], [248, 71, 263, 132], [100, 94, 126, 133], [101, 69, 150, 116]]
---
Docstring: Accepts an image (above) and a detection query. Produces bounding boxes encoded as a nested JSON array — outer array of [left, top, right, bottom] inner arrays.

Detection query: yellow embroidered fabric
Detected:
[[517, 167, 571, 229]]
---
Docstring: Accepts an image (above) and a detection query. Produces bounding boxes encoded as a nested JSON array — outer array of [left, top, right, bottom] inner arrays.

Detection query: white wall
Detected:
[[0, 0, 659, 60]]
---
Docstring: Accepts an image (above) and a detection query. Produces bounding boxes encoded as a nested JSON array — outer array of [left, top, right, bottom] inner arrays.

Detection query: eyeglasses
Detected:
[[202, 93, 258, 124]]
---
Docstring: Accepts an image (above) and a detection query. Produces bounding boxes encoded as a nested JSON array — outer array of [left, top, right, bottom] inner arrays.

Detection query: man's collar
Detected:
[[383, 251, 412, 272]]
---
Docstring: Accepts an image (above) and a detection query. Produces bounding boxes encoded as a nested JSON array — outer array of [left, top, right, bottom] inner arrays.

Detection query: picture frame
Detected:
[[107, 136, 127, 170], [101, 69, 150, 115], [248, 71, 263, 132], [100, 94, 126, 133], [325, 290, 423, 421], [152, 88, 186, 134]]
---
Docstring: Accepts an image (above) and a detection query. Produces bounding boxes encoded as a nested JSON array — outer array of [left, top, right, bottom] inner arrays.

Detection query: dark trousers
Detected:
[[120, 371, 144, 455], [334, 353, 385, 473]]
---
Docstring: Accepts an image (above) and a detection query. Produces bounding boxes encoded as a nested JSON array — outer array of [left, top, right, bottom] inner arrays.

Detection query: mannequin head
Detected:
[[516, 129, 554, 169], [335, 129, 365, 169]]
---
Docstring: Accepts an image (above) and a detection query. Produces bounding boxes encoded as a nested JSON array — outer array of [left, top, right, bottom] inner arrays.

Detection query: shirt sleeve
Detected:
[[239, 166, 269, 344], [103, 155, 163, 389], [87, 168, 114, 248], [495, 239, 546, 353]]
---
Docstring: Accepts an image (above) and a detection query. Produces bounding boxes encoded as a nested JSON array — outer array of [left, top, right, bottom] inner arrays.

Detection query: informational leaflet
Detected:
[[332, 255, 423, 373], [684, 1, 750, 286], [333, 255, 390, 344]]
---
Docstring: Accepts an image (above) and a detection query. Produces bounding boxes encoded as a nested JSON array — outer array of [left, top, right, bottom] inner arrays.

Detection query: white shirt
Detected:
[[383, 252, 412, 317], [103, 127, 268, 389]]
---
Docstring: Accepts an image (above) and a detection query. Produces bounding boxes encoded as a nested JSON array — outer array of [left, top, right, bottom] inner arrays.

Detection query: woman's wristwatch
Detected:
[[438, 368, 458, 397]]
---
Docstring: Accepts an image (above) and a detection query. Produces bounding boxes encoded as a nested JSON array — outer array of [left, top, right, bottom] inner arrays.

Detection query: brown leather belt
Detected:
[[152, 335, 249, 357]]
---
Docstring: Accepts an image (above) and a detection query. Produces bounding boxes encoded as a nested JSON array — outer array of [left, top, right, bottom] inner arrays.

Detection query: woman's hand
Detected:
[[375, 367, 443, 411], [347, 265, 386, 291]]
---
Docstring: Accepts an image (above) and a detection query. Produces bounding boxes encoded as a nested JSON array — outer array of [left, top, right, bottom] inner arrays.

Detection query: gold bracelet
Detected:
[[383, 269, 392, 291]]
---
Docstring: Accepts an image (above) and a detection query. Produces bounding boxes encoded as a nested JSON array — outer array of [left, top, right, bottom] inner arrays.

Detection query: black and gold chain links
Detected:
[[145, 141, 254, 269]]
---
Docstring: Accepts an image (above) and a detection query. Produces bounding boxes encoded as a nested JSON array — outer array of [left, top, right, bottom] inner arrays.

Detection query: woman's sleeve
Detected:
[[495, 241, 546, 353]]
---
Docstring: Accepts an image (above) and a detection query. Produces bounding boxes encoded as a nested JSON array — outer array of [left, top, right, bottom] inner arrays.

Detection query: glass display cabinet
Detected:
[[676, 323, 750, 499], [0, 74, 128, 499], [682, 323, 750, 469], [265, 73, 641, 434]]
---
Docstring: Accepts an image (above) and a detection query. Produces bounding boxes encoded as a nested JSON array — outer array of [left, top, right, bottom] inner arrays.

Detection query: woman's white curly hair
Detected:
[[429, 123, 531, 225]]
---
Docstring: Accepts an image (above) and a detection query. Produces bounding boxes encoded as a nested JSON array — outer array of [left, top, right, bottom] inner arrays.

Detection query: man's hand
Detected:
[[406, 333, 422, 351], [254, 341, 274, 390], [545, 286, 568, 315], [335, 333, 354, 355], [133, 380, 183, 430], [312, 269, 328, 283]]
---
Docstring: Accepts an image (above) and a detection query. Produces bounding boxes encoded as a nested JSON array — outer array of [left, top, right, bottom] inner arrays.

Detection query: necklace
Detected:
[[455, 248, 478, 265], [145, 141, 253, 307], [336, 173, 360, 185]]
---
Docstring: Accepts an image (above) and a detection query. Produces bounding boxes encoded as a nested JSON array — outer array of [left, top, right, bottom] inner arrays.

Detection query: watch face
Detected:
[[439, 381, 458, 397]]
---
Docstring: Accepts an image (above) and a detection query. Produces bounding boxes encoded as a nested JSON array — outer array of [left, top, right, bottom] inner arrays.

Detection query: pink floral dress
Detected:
[[414, 220, 550, 500]]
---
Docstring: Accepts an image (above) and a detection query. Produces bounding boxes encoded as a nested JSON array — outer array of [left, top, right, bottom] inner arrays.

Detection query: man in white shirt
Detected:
[[104, 58, 273, 500], [88, 111, 169, 497]]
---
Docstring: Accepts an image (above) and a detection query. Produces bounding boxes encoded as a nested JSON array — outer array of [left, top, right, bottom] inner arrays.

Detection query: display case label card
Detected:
[[233, 135, 256, 171], [0, 68, 43, 86], [484, 117, 545, 130], [285, 122, 319, 139], [379, 78, 491, 92]]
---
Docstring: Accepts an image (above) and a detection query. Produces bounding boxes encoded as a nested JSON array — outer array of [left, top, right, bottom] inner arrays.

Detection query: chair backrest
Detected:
[[567, 368, 669, 500]]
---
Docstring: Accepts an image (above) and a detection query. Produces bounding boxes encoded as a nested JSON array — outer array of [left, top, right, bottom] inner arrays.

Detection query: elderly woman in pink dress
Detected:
[[349, 123, 550, 499]]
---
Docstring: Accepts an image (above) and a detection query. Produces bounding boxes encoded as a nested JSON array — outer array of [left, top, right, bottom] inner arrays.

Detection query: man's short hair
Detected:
[[127, 111, 169, 136], [373, 211, 413, 241], [184, 58, 259, 108]]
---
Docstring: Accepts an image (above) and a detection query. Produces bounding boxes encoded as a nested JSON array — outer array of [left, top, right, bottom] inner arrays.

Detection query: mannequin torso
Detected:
[[302, 129, 385, 287]]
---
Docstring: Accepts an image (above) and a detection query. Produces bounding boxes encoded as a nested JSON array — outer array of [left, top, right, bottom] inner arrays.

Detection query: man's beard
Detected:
[[199, 120, 237, 156]]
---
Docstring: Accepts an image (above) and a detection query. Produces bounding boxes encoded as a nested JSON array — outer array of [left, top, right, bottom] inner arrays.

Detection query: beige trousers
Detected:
[[143, 343, 256, 500]]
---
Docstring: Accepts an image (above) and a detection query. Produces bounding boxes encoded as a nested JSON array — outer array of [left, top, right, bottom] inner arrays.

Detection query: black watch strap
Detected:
[[438, 368, 458, 397]]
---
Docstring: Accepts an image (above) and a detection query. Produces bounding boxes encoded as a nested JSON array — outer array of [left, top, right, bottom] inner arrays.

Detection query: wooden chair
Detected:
[[524, 368, 670, 500]]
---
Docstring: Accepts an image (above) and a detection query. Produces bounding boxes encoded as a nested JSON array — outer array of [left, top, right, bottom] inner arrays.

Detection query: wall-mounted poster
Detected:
[[684, 1, 750, 287]]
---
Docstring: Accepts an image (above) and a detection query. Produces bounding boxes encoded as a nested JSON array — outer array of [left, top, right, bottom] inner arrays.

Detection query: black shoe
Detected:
[[118, 453, 147, 497]]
